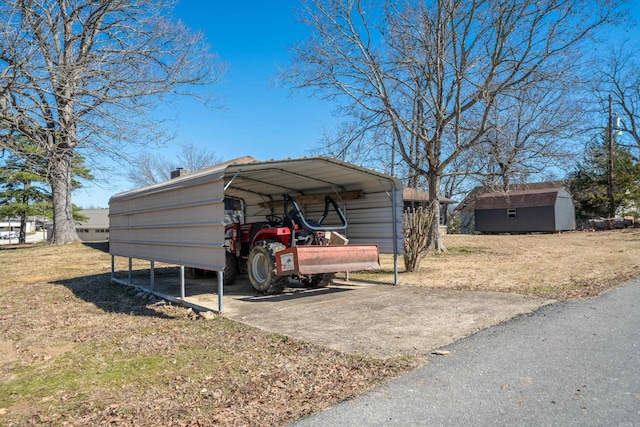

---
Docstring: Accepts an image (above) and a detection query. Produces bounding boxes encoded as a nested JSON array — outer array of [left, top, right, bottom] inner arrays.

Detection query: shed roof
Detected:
[[222, 157, 401, 202], [475, 188, 565, 210], [456, 181, 569, 212], [113, 156, 402, 204], [77, 209, 110, 228]]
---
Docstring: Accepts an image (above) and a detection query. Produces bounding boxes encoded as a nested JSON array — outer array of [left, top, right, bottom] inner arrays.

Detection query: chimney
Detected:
[[170, 167, 187, 179]]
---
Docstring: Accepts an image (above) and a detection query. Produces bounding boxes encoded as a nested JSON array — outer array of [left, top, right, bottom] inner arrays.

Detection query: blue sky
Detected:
[[74, 1, 335, 208], [168, 0, 335, 160]]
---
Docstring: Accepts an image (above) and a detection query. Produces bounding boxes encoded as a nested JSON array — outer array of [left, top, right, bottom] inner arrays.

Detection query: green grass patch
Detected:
[[267, 333, 290, 343], [447, 245, 486, 254], [1, 347, 166, 406]]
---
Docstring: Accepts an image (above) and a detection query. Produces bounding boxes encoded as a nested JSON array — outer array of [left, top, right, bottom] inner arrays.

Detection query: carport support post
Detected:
[[391, 181, 399, 285], [180, 265, 185, 299], [128, 257, 132, 285], [150, 261, 155, 291], [110, 255, 114, 282], [217, 271, 224, 313]]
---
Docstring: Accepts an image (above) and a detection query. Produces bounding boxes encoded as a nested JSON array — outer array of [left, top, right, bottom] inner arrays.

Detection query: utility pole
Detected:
[[607, 94, 615, 219]]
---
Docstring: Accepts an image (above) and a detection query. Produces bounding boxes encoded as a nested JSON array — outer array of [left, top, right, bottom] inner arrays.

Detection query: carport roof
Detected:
[[112, 156, 402, 204], [221, 156, 402, 202]]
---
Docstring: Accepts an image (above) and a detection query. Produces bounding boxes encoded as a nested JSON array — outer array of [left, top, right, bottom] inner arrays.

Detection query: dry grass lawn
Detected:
[[0, 242, 416, 426], [365, 228, 640, 300], [1, 229, 639, 426]]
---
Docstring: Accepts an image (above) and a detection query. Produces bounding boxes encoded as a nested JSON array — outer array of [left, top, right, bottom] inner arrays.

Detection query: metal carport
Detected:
[[108, 156, 404, 312]]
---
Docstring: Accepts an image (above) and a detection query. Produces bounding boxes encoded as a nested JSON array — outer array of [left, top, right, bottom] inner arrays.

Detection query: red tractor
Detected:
[[223, 194, 380, 293]]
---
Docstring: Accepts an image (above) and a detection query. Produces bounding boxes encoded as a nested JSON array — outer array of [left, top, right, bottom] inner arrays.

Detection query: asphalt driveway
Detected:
[[292, 278, 640, 426]]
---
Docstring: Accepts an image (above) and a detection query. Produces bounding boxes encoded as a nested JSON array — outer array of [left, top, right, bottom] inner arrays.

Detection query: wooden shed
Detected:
[[474, 187, 576, 233]]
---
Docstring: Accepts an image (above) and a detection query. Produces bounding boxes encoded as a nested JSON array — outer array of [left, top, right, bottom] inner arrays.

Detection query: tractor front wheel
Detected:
[[224, 251, 239, 286], [186, 267, 203, 279], [247, 240, 287, 294]]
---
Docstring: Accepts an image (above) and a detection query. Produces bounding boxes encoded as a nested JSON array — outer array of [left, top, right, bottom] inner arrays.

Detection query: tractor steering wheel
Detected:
[[266, 214, 283, 226]]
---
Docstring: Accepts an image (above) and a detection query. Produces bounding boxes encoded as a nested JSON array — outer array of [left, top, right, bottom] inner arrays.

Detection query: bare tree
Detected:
[[473, 84, 582, 190], [127, 143, 222, 187], [309, 119, 409, 178], [285, 0, 622, 254], [0, 0, 225, 244], [595, 42, 640, 156]]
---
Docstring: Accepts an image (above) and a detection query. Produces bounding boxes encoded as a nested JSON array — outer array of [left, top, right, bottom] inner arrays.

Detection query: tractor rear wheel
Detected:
[[247, 240, 287, 294]]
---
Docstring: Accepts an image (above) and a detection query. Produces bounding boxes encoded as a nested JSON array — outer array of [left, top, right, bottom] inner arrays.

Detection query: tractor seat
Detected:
[[249, 222, 270, 243], [284, 210, 318, 231]]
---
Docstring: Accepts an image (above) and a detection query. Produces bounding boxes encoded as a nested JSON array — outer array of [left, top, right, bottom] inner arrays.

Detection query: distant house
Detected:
[[0, 218, 36, 235], [75, 209, 109, 241], [403, 188, 456, 233], [474, 187, 576, 233]]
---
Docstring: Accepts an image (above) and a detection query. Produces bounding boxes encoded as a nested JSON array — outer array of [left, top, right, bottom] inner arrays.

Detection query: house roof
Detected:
[[77, 209, 110, 228], [456, 181, 569, 212], [474, 188, 565, 210], [402, 188, 456, 204]]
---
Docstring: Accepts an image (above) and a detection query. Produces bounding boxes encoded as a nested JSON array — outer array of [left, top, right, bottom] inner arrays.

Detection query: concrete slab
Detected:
[[120, 268, 554, 359]]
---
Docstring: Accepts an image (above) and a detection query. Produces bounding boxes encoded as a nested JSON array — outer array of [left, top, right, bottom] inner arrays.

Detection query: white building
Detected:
[[0, 219, 35, 235], [75, 209, 110, 241]]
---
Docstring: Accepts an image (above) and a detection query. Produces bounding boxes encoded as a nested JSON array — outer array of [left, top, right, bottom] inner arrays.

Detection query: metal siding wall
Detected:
[[475, 207, 555, 232], [244, 202, 275, 224], [554, 192, 577, 231], [109, 177, 226, 271], [343, 191, 404, 254], [236, 190, 404, 254]]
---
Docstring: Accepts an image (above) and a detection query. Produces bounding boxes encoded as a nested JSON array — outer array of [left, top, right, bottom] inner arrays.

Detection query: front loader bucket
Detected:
[[275, 245, 380, 276]]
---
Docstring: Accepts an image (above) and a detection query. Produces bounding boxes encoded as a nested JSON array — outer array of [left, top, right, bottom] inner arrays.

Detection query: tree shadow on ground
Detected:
[[55, 272, 177, 319], [82, 241, 109, 253]]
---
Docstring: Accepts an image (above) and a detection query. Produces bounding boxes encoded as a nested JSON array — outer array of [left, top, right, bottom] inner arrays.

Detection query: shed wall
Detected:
[[475, 206, 556, 232], [554, 190, 577, 231]]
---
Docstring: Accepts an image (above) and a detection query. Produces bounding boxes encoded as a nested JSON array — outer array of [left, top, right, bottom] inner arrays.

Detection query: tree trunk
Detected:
[[49, 151, 79, 244], [19, 180, 29, 244], [403, 206, 432, 272], [426, 171, 445, 252]]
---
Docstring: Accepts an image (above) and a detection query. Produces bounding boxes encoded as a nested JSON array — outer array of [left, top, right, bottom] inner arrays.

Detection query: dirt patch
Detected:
[[0, 340, 17, 366]]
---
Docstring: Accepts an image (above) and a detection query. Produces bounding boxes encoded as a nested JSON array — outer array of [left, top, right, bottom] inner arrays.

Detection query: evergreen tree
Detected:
[[0, 140, 92, 243], [570, 133, 640, 220], [0, 144, 51, 243]]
